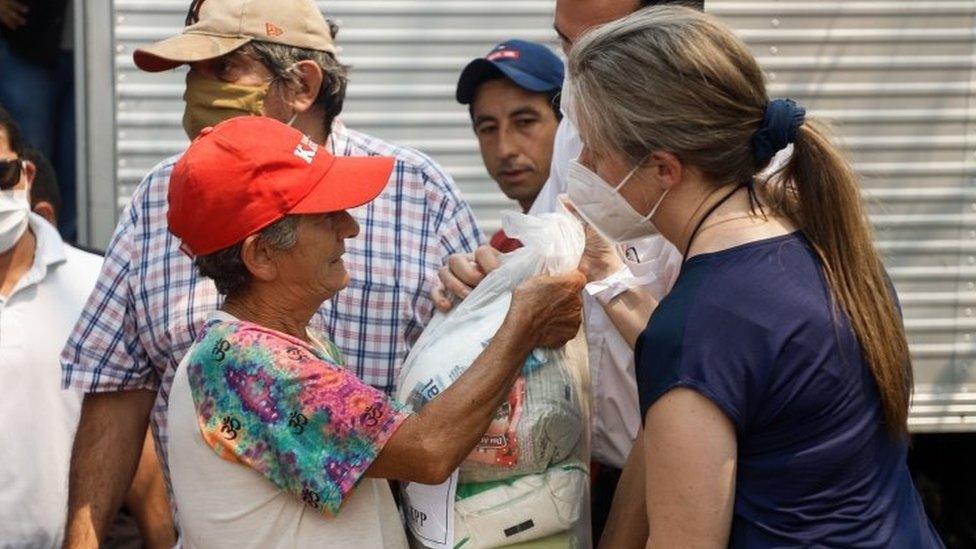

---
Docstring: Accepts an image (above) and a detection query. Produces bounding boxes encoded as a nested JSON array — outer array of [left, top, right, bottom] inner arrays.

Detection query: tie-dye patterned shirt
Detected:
[[183, 313, 411, 516]]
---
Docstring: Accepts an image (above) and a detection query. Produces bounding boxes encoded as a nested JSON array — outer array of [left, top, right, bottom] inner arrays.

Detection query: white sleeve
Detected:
[[583, 236, 682, 305], [616, 235, 683, 299]]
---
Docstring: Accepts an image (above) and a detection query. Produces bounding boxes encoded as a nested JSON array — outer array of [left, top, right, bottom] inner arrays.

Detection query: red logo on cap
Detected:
[[266, 22, 284, 37], [487, 50, 520, 62]]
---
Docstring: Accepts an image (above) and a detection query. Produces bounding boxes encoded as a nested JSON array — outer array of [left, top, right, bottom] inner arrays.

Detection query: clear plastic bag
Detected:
[[397, 210, 592, 548]]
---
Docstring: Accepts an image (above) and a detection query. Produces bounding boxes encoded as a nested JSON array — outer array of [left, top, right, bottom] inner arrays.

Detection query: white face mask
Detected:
[[0, 188, 30, 254], [566, 158, 669, 244]]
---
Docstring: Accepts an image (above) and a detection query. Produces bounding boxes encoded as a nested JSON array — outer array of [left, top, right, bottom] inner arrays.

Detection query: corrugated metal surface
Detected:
[[109, 0, 976, 431], [716, 0, 976, 432]]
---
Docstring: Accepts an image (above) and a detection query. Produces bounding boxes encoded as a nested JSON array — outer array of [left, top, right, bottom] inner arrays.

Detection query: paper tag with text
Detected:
[[402, 470, 458, 549]]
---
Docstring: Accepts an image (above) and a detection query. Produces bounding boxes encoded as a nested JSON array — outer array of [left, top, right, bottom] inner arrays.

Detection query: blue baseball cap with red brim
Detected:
[[456, 39, 565, 104]]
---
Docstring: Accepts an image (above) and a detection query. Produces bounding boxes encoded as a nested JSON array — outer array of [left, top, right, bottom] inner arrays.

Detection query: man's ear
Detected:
[[289, 60, 324, 113], [645, 151, 683, 191], [23, 159, 36, 185], [32, 201, 57, 226], [240, 234, 278, 283]]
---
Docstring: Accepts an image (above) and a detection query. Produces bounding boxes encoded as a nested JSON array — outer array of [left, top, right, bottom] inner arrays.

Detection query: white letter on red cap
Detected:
[[294, 138, 318, 164]]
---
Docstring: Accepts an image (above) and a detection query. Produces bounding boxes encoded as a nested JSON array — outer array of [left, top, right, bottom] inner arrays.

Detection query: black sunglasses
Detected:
[[0, 159, 23, 190]]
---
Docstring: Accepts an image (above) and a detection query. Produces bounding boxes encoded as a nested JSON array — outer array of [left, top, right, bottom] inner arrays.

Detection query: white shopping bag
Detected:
[[397, 210, 592, 549]]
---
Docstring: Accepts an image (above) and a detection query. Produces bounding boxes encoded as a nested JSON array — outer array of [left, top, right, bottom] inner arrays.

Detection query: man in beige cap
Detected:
[[60, 0, 482, 546]]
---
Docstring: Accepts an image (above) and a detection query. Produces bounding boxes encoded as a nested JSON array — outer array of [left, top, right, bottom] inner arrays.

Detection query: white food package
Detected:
[[397, 210, 592, 548]]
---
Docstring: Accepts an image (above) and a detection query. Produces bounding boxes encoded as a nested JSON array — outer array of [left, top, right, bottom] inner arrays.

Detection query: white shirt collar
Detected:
[[5, 213, 67, 298], [326, 117, 348, 155]]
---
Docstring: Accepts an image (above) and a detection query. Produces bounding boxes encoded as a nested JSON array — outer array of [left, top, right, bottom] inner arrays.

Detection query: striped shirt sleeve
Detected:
[[60, 169, 159, 393]]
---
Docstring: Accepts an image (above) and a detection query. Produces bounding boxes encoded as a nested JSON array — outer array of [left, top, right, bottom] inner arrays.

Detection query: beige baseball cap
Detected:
[[133, 0, 337, 72]]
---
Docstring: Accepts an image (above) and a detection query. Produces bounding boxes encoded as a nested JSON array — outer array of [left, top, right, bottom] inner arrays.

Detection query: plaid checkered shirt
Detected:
[[61, 123, 482, 476]]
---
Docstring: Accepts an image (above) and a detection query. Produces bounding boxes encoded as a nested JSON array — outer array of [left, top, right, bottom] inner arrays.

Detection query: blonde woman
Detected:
[[563, 6, 944, 548]]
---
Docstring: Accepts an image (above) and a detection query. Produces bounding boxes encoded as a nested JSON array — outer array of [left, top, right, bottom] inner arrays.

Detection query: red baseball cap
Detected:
[[167, 116, 395, 257]]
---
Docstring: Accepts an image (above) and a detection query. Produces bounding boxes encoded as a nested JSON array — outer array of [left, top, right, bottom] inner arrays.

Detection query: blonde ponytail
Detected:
[[765, 121, 911, 438]]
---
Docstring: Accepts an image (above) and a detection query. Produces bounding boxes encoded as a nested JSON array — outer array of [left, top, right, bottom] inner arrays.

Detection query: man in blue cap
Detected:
[[456, 39, 564, 252], [439, 3, 705, 547]]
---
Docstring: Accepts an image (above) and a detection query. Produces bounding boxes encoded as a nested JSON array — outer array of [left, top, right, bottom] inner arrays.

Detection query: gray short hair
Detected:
[[195, 215, 301, 297], [243, 29, 350, 136]]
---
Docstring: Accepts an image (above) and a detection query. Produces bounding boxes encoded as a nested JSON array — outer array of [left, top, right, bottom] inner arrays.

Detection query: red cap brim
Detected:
[[289, 156, 396, 215]]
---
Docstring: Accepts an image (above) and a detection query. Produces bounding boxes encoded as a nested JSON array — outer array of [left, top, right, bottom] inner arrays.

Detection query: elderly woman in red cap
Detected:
[[164, 116, 585, 549]]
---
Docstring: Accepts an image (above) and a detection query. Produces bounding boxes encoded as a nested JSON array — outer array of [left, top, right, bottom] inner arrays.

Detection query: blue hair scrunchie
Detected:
[[751, 98, 806, 166]]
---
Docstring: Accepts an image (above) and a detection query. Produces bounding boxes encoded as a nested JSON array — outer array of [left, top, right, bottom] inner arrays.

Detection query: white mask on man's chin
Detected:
[[0, 188, 30, 254]]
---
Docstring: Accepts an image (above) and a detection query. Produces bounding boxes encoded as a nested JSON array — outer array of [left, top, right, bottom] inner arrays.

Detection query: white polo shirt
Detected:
[[0, 214, 102, 548]]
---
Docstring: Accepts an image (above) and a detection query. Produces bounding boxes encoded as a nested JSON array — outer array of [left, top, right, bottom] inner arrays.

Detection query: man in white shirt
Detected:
[[435, 0, 704, 541], [0, 108, 102, 547]]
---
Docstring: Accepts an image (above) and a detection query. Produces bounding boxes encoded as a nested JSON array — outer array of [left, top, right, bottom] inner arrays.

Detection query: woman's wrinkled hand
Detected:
[[509, 271, 586, 349], [432, 245, 501, 312]]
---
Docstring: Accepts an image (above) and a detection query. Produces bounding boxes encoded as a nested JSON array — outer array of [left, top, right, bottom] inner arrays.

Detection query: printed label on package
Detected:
[[403, 469, 458, 549]]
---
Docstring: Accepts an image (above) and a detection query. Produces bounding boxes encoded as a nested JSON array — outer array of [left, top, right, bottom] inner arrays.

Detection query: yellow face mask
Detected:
[[182, 71, 270, 140]]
